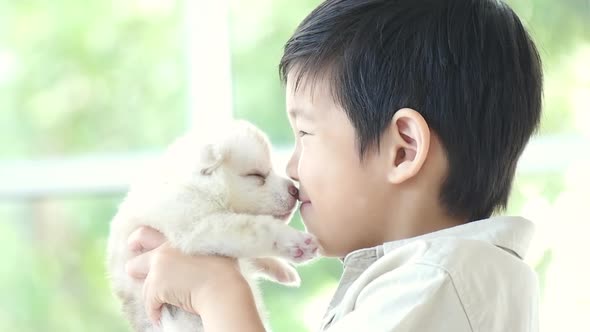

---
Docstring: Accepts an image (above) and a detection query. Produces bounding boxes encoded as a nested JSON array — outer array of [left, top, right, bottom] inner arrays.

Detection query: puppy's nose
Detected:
[[288, 184, 299, 198]]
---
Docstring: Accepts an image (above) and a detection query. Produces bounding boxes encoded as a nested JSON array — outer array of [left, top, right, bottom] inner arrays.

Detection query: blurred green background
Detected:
[[0, 0, 589, 331]]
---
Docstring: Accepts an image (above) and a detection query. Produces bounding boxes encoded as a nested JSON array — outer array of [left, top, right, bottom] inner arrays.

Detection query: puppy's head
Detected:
[[199, 120, 298, 220]]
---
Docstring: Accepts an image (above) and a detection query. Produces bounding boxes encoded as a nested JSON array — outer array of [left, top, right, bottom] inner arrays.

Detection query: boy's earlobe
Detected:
[[386, 108, 430, 184]]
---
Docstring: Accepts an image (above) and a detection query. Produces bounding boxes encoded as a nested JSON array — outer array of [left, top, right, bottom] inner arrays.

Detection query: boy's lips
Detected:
[[297, 188, 310, 204], [298, 196, 311, 207], [298, 196, 311, 204], [297, 188, 311, 212]]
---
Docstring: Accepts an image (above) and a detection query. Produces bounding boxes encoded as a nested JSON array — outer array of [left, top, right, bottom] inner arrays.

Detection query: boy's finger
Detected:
[[146, 293, 163, 326], [125, 251, 153, 279], [142, 280, 162, 326], [128, 226, 166, 253]]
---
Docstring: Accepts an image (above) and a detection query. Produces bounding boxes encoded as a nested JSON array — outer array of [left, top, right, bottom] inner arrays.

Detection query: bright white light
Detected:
[[302, 284, 337, 332], [0, 50, 18, 85], [184, 0, 233, 138], [569, 44, 590, 137]]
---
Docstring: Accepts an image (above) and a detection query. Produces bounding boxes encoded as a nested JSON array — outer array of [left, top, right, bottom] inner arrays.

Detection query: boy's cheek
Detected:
[[298, 163, 320, 193]]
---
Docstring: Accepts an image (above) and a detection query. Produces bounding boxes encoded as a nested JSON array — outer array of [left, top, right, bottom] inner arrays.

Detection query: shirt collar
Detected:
[[344, 216, 535, 267]]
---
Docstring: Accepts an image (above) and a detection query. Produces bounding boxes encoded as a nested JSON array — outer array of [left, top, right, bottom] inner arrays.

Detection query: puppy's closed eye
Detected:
[[245, 172, 267, 185]]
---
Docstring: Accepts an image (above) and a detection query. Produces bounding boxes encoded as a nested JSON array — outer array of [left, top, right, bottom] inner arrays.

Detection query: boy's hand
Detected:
[[125, 227, 247, 325]]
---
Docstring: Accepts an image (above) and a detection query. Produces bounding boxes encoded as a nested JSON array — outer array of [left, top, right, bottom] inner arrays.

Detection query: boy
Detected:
[[125, 0, 543, 331]]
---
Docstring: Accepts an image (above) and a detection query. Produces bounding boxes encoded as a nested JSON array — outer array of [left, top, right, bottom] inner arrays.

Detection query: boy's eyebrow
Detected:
[[288, 108, 312, 120]]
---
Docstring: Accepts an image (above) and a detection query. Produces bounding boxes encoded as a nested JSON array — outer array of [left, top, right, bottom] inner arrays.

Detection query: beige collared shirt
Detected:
[[320, 216, 539, 332]]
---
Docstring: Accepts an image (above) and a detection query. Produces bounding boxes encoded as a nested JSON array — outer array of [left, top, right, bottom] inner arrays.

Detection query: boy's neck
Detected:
[[381, 196, 465, 243], [380, 136, 466, 244]]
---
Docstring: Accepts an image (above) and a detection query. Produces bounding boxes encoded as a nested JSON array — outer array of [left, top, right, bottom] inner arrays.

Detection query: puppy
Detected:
[[107, 120, 320, 332]]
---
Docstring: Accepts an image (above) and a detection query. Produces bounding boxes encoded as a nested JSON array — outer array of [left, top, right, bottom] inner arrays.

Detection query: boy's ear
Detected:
[[384, 108, 430, 184], [200, 143, 224, 175]]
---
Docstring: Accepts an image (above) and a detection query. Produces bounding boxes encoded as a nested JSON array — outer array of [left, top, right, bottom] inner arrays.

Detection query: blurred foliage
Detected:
[[0, 0, 186, 158], [0, 0, 588, 331], [230, 0, 319, 145]]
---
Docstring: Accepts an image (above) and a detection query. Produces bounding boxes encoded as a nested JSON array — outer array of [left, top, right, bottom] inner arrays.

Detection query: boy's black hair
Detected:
[[279, 0, 543, 222]]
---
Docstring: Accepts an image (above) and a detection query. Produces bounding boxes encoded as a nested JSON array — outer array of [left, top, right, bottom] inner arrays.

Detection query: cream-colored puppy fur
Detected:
[[107, 120, 319, 332]]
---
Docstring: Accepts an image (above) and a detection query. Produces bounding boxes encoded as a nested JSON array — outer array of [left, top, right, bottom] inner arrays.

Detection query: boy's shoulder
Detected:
[[322, 217, 539, 332], [413, 231, 536, 279], [374, 215, 536, 278]]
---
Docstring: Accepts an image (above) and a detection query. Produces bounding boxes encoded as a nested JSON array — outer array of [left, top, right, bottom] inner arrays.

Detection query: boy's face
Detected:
[[285, 74, 393, 257]]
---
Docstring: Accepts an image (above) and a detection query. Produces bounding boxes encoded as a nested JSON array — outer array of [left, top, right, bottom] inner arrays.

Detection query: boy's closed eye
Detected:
[[298, 130, 311, 137]]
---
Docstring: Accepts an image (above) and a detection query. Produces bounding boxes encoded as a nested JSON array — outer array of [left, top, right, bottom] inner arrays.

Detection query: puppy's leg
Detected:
[[251, 257, 301, 287], [166, 213, 320, 263]]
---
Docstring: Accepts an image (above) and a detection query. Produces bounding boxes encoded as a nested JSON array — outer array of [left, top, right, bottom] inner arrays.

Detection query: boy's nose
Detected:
[[288, 184, 299, 198], [286, 149, 300, 181]]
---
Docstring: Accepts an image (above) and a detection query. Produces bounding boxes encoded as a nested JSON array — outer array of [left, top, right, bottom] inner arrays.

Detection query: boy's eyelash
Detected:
[[298, 130, 310, 137]]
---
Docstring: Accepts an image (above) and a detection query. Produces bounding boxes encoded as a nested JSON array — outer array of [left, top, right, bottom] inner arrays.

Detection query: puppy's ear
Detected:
[[200, 143, 224, 175]]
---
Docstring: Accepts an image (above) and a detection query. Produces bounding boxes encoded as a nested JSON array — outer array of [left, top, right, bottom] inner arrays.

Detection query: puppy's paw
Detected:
[[274, 231, 320, 264]]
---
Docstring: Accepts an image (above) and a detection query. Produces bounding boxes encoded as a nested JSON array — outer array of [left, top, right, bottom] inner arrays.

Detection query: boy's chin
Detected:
[[299, 201, 312, 217]]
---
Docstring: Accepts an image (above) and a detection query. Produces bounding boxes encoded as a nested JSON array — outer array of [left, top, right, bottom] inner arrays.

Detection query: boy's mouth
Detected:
[[297, 188, 311, 211], [298, 197, 311, 208], [298, 193, 311, 205], [297, 187, 311, 205]]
